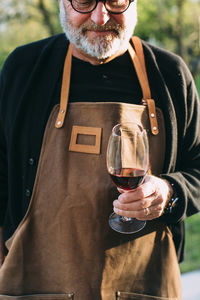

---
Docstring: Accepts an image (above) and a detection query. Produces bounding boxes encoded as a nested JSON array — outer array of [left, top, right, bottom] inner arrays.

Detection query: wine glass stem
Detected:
[[121, 216, 132, 222]]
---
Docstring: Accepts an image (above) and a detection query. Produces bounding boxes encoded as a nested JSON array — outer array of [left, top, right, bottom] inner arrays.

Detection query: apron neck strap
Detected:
[[55, 38, 158, 135], [56, 43, 72, 128], [129, 36, 151, 100]]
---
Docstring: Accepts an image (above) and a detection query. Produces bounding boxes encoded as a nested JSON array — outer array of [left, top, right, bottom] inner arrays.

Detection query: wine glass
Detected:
[[107, 122, 149, 234]]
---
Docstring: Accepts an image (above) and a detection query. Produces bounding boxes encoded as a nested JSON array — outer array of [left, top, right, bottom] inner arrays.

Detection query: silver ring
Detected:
[[145, 207, 150, 216]]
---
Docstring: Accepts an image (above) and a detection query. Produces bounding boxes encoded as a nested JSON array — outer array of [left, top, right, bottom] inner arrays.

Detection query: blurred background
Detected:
[[0, 0, 200, 274]]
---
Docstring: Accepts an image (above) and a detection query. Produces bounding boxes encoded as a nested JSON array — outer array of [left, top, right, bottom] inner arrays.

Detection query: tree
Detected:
[[0, 0, 61, 69], [0, 0, 60, 36], [0, 0, 200, 76], [135, 0, 200, 76]]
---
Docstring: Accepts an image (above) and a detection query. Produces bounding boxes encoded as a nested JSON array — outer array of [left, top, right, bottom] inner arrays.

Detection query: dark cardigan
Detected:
[[0, 34, 200, 262]]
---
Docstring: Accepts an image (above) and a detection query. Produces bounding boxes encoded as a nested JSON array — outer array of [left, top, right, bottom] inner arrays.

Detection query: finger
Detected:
[[116, 175, 158, 204], [117, 189, 142, 203], [113, 198, 144, 212], [117, 189, 159, 208], [113, 207, 138, 218], [117, 183, 156, 204], [115, 188, 166, 213], [113, 203, 164, 221], [117, 187, 125, 194], [137, 204, 164, 220]]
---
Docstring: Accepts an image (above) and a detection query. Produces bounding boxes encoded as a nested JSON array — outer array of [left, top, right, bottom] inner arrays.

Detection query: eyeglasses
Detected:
[[68, 0, 135, 14]]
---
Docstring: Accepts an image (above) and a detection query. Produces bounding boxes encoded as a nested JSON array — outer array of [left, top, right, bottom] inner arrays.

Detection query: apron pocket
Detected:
[[116, 291, 178, 300], [0, 293, 74, 300]]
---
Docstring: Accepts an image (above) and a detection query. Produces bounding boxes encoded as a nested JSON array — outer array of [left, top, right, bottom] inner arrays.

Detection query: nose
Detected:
[[90, 2, 110, 26]]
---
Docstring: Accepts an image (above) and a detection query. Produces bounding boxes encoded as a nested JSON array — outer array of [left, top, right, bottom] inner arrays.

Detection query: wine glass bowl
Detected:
[[107, 122, 149, 234]]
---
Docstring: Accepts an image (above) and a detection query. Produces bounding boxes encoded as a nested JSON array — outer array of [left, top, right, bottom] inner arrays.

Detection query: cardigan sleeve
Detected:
[[0, 68, 8, 225], [160, 62, 200, 224]]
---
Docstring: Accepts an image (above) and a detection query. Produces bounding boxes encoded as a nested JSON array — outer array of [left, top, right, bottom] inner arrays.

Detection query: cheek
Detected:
[[65, 2, 91, 28], [111, 14, 125, 26], [71, 14, 90, 27], [113, 4, 137, 28]]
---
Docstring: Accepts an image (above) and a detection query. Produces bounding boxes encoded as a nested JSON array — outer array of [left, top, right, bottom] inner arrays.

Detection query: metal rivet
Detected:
[[153, 126, 157, 131], [57, 121, 62, 125], [61, 110, 65, 114], [150, 113, 155, 118]]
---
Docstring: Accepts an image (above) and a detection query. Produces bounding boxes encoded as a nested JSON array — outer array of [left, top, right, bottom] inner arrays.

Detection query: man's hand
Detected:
[[113, 175, 173, 220], [0, 227, 5, 267]]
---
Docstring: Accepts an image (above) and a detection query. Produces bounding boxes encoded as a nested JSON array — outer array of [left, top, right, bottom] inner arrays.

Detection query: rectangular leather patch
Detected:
[[69, 126, 102, 154]]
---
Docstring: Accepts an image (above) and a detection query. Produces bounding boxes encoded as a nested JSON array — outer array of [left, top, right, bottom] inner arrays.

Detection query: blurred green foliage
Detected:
[[0, 0, 61, 70], [196, 74, 200, 95], [180, 213, 200, 273], [135, 0, 200, 78], [0, 0, 200, 77]]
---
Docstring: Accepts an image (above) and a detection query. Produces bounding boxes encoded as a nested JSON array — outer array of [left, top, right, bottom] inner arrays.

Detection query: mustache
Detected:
[[81, 21, 122, 34]]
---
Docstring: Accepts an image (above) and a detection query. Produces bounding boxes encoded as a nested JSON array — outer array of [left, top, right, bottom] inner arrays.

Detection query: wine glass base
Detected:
[[109, 213, 146, 234]]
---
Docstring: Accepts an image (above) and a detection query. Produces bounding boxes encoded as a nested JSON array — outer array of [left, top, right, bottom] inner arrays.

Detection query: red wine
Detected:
[[109, 168, 146, 190]]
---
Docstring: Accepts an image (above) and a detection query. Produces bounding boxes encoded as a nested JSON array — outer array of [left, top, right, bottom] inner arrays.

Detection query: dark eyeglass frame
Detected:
[[68, 0, 135, 14]]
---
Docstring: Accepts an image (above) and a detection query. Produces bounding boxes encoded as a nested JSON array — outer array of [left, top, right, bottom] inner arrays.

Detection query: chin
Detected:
[[78, 30, 132, 58]]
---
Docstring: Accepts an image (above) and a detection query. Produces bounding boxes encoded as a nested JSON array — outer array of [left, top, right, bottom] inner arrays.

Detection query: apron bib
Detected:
[[0, 38, 182, 300]]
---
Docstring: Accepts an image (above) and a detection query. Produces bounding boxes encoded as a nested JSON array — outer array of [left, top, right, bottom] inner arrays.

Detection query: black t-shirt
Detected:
[[69, 51, 142, 103]]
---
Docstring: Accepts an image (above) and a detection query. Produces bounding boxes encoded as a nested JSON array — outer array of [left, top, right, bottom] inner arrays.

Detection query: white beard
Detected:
[[59, 0, 137, 59]]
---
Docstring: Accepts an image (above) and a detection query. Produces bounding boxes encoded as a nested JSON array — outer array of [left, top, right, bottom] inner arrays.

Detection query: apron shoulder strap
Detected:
[[55, 44, 72, 129], [55, 38, 159, 135], [129, 36, 151, 100], [131, 36, 147, 80], [129, 36, 159, 135]]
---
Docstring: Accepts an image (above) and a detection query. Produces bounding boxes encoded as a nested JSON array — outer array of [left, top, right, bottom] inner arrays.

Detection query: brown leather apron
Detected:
[[0, 38, 182, 300]]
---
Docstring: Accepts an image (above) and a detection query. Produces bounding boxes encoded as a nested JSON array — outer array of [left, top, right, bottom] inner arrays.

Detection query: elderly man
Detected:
[[0, 0, 199, 299]]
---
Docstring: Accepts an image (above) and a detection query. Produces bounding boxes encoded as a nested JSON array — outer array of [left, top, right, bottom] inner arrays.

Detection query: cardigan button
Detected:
[[25, 189, 31, 197], [28, 158, 35, 165]]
